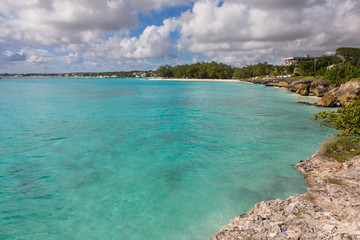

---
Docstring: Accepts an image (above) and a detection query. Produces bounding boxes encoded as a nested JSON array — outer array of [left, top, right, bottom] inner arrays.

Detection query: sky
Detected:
[[1, 0, 360, 73]]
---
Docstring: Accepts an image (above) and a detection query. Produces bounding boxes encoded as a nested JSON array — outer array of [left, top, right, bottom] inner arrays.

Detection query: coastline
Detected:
[[210, 152, 360, 239], [202, 77, 360, 239], [149, 77, 360, 238], [147, 77, 241, 82]]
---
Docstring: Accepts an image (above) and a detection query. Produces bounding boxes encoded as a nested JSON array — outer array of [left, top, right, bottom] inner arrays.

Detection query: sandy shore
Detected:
[[146, 77, 241, 82]]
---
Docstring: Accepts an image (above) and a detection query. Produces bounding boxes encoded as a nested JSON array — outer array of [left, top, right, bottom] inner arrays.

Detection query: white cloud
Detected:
[[1, 0, 360, 72], [176, 0, 360, 65], [80, 17, 178, 61], [0, 0, 191, 46]]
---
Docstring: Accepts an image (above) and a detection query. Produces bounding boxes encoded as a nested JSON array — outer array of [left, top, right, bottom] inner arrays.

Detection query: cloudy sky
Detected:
[[1, 0, 360, 73]]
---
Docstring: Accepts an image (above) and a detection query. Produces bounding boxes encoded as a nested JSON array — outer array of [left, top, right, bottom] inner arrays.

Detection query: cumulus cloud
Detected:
[[177, 0, 360, 65], [0, 0, 360, 72], [84, 18, 178, 60], [0, 0, 190, 45]]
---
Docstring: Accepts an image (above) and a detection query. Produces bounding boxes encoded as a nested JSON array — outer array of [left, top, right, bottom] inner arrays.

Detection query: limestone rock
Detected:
[[210, 154, 360, 240], [295, 84, 310, 96], [310, 79, 331, 97], [334, 81, 360, 106], [288, 79, 312, 94], [275, 81, 290, 88], [317, 89, 339, 107]]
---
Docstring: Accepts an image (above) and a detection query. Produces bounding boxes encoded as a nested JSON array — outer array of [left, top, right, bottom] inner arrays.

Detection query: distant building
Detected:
[[282, 54, 314, 66]]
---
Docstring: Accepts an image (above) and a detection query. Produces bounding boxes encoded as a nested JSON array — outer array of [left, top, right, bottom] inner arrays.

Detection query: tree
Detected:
[[157, 65, 174, 78], [298, 60, 315, 76], [285, 65, 295, 74], [312, 100, 360, 141], [324, 65, 360, 85], [336, 47, 360, 65]]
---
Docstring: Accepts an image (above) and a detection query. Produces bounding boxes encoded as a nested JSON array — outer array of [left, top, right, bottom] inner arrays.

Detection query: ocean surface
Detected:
[[0, 77, 331, 239]]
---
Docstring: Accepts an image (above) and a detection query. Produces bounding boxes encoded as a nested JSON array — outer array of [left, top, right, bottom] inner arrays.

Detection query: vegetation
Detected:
[[155, 47, 360, 89], [313, 100, 360, 141], [313, 99, 360, 162], [303, 195, 316, 203], [326, 178, 344, 185], [156, 61, 283, 79], [336, 47, 360, 65], [319, 136, 360, 162], [324, 65, 360, 85], [233, 62, 276, 79], [157, 61, 234, 79]]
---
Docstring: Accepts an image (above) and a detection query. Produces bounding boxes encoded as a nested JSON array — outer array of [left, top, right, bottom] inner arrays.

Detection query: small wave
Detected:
[[47, 137, 66, 141]]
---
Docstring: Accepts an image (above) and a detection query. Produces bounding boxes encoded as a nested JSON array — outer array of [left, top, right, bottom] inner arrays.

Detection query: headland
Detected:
[[210, 153, 360, 239], [149, 77, 360, 107]]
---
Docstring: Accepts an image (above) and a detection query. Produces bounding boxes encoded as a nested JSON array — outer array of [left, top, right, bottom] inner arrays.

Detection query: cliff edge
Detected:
[[210, 153, 360, 239]]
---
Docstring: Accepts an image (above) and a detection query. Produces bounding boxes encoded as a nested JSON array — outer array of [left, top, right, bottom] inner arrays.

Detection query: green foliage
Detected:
[[320, 136, 360, 162], [327, 178, 344, 185], [285, 65, 295, 74], [336, 47, 360, 65], [156, 61, 234, 79], [270, 65, 285, 76], [324, 65, 360, 85], [157, 65, 174, 78], [316, 67, 327, 76], [316, 55, 342, 68], [233, 62, 273, 79], [298, 60, 315, 76], [303, 195, 316, 203], [312, 100, 360, 141], [156, 47, 360, 80]]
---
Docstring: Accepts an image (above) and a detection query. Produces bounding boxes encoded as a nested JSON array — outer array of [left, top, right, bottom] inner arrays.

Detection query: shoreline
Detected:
[[147, 77, 241, 82], [150, 77, 360, 238], [210, 152, 360, 239]]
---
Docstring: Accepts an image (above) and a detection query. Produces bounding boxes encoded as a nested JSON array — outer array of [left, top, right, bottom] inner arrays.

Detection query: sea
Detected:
[[0, 77, 331, 240]]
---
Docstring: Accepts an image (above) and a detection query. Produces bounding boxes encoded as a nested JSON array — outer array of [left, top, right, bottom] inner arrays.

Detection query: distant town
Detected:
[[0, 70, 157, 78]]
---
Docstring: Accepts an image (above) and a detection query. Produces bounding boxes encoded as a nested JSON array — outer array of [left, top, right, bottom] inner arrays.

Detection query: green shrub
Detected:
[[327, 178, 344, 185], [324, 65, 360, 85], [312, 100, 360, 141], [320, 136, 360, 162]]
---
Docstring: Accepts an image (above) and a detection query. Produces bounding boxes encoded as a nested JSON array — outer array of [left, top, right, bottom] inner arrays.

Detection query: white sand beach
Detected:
[[147, 77, 241, 82]]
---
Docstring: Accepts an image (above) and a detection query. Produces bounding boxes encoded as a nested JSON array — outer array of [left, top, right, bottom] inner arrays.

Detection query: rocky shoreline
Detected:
[[210, 77, 360, 239], [241, 77, 360, 107], [150, 77, 360, 107], [210, 152, 360, 239]]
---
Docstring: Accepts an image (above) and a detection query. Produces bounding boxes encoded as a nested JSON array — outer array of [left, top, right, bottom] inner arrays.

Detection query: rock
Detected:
[[296, 85, 309, 96], [297, 101, 315, 106], [334, 81, 360, 106], [275, 81, 290, 88], [310, 80, 331, 97], [210, 154, 360, 240], [317, 92, 338, 107], [243, 78, 359, 107], [288, 79, 312, 93]]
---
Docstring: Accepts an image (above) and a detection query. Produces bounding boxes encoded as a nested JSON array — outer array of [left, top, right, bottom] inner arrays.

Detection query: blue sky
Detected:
[[0, 0, 360, 73]]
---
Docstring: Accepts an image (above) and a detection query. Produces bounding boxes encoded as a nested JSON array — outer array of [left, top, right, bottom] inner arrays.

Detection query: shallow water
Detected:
[[0, 77, 331, 239]]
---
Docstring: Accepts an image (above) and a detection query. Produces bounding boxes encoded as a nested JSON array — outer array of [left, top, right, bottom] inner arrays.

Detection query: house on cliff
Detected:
[[283, 54, 314, 66]]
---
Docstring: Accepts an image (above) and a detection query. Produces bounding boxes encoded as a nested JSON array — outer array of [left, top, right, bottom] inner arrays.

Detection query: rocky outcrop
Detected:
[[243, 78, 360, 107], [316, 81, 360, 107], [310, 79, 332, 97], [334, 81, 360, 106], [316, 88, 339, 107], [210, 153, 360, 240], [286, 79, 312, 96]]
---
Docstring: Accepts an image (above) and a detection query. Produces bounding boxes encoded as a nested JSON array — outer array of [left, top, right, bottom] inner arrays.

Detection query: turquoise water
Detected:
[[0, 77, 330, 239]]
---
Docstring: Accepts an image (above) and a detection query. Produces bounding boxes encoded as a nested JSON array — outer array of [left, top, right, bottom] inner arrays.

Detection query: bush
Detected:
[[324, 65, 360, 85], [312, 100, 360, 141], [320, 136, 360, 162]]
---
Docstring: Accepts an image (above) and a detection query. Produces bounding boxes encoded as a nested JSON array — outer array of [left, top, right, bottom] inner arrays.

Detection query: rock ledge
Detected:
[[210, 153, 360, 239]]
